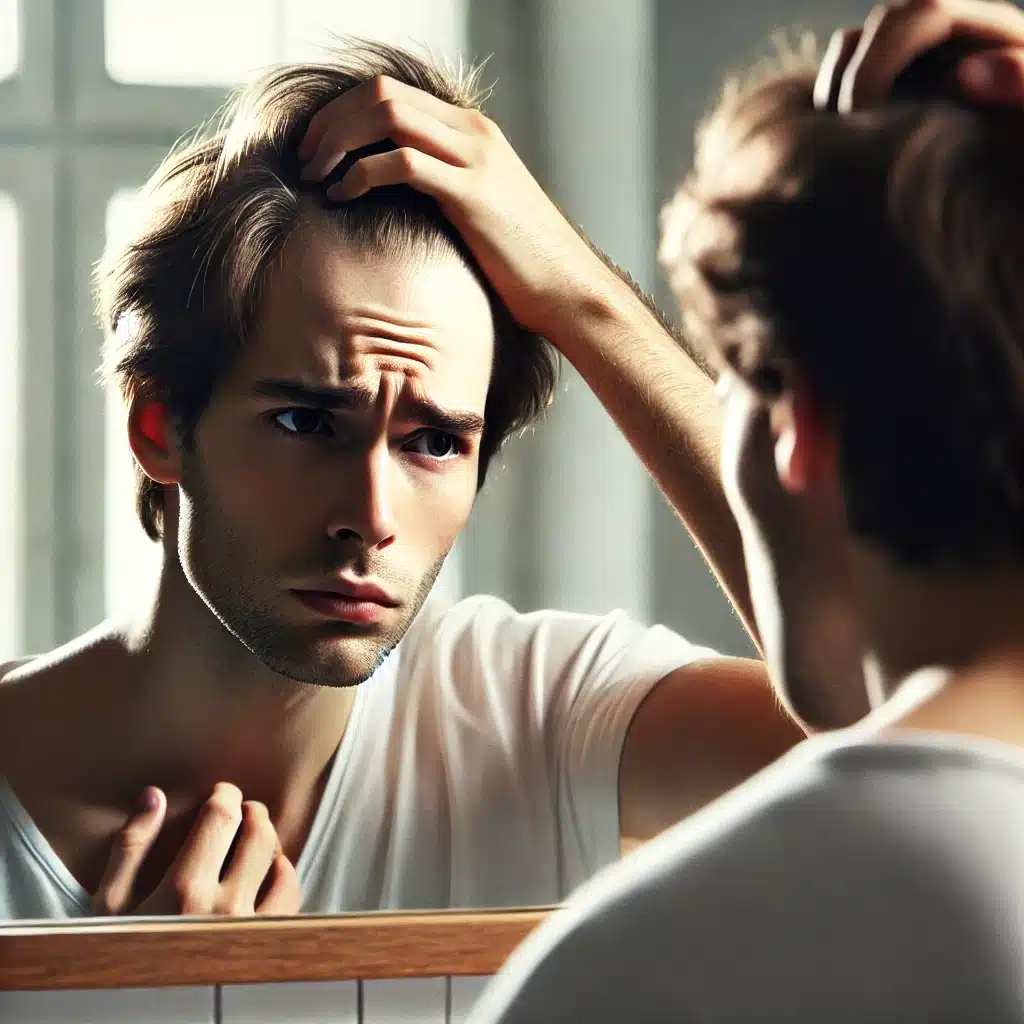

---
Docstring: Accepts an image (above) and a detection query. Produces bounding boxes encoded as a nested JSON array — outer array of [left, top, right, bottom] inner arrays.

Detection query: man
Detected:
[[468, 1, 1024, 1020], [0, 42, 804, 919]]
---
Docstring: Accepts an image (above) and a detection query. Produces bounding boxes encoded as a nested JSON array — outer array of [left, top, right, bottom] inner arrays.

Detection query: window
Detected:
[[104, 0, 279, 87], [0, 194, 21, 658], [103, 189, 162, 615], [0, 0, 19, 82], [104, 0, 467, 86], [3, 3, 472, 647]]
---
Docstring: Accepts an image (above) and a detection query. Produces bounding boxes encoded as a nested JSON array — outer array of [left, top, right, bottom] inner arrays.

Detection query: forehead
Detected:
[[233, 220, 495, 412]]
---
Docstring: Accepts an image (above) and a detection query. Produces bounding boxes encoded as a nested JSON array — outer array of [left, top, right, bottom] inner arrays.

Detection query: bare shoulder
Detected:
[[0, 623, 128, 769]]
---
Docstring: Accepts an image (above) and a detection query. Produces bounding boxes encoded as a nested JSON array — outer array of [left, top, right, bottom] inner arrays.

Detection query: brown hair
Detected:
[[660, 41, 1024, 569], [96, 42, 558, 541]]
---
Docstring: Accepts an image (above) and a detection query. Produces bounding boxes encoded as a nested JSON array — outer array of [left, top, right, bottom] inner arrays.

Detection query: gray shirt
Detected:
[[470, 732, 1024, 1023]]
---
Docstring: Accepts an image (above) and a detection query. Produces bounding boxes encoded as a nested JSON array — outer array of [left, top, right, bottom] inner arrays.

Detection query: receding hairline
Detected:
[[248, 206, 498, 366]]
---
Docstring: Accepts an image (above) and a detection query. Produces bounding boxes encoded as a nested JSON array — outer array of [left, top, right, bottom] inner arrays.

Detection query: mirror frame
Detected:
[[0, 908, 551, 990]]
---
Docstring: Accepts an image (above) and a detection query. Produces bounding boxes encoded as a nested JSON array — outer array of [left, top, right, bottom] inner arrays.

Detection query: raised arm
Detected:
[[298, 78, 759, 648]]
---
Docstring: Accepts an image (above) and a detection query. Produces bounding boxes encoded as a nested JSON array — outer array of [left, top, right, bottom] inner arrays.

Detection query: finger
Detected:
[[814, 28, 863, 111], [325, 147, 463, 205], [957, 45, 1024, 102], [299, 97, 476, 184], [256, 854, 303, 916], [299, 76, 474, 163], [217, 801, 279, 913], [172, 781, 243, 885], [839, 0, 1024, 111], [91, 786, 166, 915]]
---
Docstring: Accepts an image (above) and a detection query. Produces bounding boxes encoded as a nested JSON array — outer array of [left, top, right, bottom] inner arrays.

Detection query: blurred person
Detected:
[[466, 2, 1024, 1021], [0, 40, 806, 920]]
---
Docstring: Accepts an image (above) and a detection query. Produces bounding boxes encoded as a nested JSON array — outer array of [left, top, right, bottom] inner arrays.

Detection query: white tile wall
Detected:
[[0, 973, 496, 1022], [447, 976, 492, 1024], [220, 981, 359, 1023], [361, 977, 447, 1023], [0, 985, 215, 1024]]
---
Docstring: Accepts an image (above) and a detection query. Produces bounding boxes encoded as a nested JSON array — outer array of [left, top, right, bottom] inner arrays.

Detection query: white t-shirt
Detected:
[[0, 594, 717, 919], [470, 731, 1024, 1024]]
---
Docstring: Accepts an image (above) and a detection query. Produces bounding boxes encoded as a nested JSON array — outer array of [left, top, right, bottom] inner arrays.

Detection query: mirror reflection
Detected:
[[1, 0, 860, 923]]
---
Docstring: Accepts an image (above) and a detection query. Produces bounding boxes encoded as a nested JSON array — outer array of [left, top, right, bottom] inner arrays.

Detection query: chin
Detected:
[[230, 622, 394, 689]]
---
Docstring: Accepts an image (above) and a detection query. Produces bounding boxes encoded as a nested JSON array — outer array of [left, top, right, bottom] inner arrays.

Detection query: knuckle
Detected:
[[379, 97, 402, 123], [115, 822, 150, 854], [174, 877, 213, 915], [397, 147, 419, 175], [219, 892, 254, 917], [466, 108, 493, 135], [241, 800, 274, 839], [368, 75, 393, 103], [204, 788, 243, 828], [204, 799, 241, 830]]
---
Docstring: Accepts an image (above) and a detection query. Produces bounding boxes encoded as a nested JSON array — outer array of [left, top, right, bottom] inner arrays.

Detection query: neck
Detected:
[[856, 552, 1024, 745], [93, 559, 359, 825]]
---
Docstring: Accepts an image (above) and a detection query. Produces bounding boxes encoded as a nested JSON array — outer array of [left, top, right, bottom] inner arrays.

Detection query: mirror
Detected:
[[0, 0, 784, 926]]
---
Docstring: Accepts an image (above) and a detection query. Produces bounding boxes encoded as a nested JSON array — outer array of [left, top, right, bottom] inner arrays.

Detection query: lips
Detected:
[[290, 578, 398, 625], [298, 578, 398, 606]]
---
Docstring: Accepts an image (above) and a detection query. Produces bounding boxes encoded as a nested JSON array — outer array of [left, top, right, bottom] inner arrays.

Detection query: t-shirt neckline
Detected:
[[0, 653, 395, 916]]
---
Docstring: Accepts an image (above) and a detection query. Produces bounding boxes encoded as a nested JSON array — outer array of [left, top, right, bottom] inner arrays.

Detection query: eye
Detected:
[[406, 430, 462, 461], [272, 408, 334, 437]]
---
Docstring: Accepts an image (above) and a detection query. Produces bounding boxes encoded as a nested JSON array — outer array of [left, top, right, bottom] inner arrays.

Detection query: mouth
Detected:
[[290, 578, 399, 626]]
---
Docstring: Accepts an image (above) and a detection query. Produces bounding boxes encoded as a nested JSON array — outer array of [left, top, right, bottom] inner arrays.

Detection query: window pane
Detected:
[[0, 194, 21, 658], [104, 0, 278, 86], [282, 0, 467, 62], [0, 0, 18, 81], [104, 190, 162, 616], [105, 0, 467, 86]]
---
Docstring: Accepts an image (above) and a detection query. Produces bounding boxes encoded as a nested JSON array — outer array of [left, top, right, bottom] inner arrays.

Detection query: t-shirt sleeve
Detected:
[[419, 595, 719, 887]]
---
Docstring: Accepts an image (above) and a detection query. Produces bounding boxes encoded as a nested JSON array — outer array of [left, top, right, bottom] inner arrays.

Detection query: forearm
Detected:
[[548, 261, 759, 651]]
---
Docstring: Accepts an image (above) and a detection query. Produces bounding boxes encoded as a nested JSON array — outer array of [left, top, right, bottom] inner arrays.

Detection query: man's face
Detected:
[[173, 222, 494, 687], [717, 369, 870, 730]]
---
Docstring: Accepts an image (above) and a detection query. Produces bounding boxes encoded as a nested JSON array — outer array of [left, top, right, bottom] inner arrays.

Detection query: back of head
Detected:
[[661, 43, 1024, 571], [96, 41, 557, 540]]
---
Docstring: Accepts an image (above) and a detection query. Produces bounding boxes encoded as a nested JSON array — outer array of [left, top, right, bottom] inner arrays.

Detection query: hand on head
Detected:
[[295, 75, 616, 341], [91, 782, 301, 917], [814, 0, 1024, 112]]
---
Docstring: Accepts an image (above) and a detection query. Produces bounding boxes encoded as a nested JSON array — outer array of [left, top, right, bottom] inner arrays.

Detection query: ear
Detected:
[[127, 399, 182, 486], [771, 376, 837, 495]]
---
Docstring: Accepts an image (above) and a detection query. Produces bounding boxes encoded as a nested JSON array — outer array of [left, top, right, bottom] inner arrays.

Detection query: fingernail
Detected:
[[959, 55, 995, 92], [139, 786, 161, 812]]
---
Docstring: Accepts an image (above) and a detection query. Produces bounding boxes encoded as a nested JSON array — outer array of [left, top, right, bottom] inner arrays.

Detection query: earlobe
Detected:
[[127, 400, 181, 486], [774, 378, 837, 495], [774, 420, 807, 495]]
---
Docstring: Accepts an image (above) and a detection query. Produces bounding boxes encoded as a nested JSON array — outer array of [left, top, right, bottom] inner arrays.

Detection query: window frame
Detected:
[[0, 149, 57, 656]]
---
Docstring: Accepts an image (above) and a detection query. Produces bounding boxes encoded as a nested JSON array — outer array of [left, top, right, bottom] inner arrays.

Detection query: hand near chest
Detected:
[[90, 782, 301, 916]]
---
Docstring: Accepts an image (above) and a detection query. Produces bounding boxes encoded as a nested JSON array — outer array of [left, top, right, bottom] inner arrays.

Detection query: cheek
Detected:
[[397, 461, 478, 549]]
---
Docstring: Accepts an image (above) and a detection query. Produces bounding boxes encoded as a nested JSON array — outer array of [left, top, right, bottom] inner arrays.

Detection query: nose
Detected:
[[327, 441, 396, 550]]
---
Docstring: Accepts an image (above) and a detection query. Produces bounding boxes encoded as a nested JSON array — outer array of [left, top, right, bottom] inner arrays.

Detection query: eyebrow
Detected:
[[251, 379, 486, 437]]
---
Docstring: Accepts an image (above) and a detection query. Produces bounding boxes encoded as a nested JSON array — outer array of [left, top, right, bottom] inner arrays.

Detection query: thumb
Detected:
[[91, 786, 167, 915], [958, 49, 1024, 104]]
